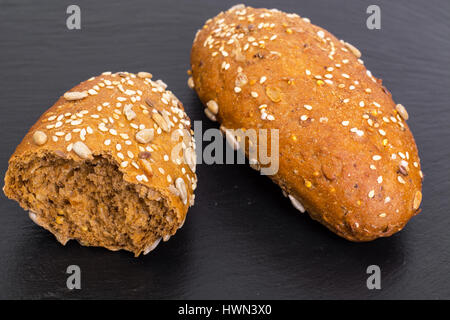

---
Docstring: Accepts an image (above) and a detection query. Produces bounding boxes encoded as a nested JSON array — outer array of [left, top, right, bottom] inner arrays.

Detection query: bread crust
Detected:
[[191, 5, 422, 241], [4, 71, 197, 254]]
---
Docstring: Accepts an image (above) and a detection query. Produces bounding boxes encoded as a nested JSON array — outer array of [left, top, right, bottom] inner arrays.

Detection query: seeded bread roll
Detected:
[[3, 71, 197, 256], [190, 5, 423, 241]]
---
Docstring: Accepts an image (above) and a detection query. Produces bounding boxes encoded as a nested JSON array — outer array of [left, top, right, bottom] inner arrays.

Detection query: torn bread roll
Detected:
[[190, 5, 423, 241], [3, 71, 197, 256]]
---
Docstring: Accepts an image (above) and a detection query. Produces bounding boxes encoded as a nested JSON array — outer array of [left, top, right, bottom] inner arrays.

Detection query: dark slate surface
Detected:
[[0, 0, 449, 299]]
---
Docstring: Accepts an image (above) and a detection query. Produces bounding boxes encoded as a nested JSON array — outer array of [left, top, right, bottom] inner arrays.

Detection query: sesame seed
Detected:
[[260, 76, 267, 84], [300, 115, 308, 121], [372, 155, 381, 161], [304, 104, 312, 110], [368, 190, 375, 198], [341, 120, 349, 126], [398, 176, 406, 184], [377, 176, 383, 184]]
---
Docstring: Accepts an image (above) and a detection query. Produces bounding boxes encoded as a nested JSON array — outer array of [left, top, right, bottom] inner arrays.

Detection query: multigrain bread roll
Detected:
[[190, 5, 423, 241], [4, 71, 197, 256]]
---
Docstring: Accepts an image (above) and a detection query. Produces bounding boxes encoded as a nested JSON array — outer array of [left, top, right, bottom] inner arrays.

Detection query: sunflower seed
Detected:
[[183, 147, 196, 173], [204, 108, 217, 122], [288, 195, 305, 213], [137, 72, 152, 79], [152, 113, 169, 132], [143, 238, 161, 255], [123, 104, 136, 121], [206, 100, 219, 114], [187, 77, 195, 89], [413, 191, 422, 210], [161, 110, 173, 130], [396, 104, 409, 120], [64, 91, 88, 101], [175, 177, 188, 205], [139, 158, 153, 177], [73, 141, 92, 159], [32, 131, 47, 145], [135, 129, 154, 144], [344, 41, 361, 58]]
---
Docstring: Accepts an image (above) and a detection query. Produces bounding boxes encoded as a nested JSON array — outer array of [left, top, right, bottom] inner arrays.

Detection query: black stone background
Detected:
[[0, 0, 449, 299]]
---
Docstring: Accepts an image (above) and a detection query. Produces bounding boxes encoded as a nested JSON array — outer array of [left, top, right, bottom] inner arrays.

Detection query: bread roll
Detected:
[[3, 71, 197, 256], [190, 5, 423, 241]]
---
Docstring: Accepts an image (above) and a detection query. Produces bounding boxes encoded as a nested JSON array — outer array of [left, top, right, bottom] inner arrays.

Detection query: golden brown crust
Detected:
[[4, 71, 197, 254], [191, 5, 423, 241]]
